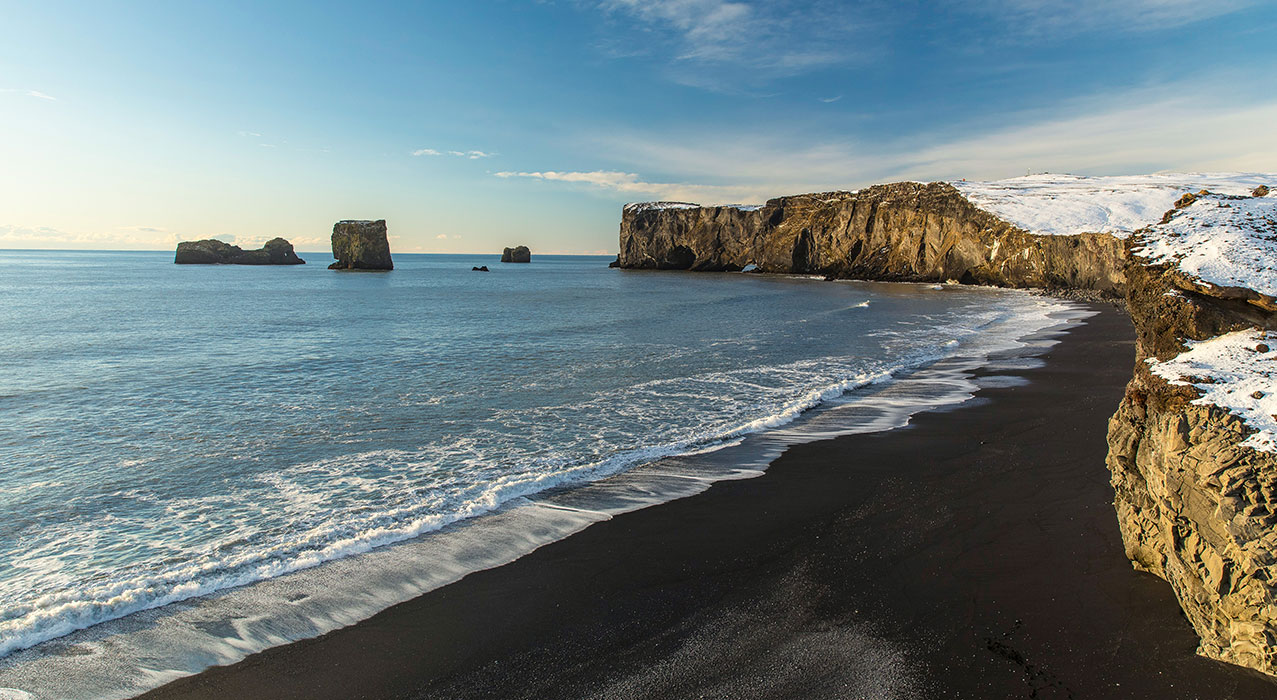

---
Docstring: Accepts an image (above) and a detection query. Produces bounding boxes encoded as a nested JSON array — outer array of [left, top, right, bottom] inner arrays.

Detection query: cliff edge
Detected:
[[618, 181, 1125, 294], [617, 172, 1277, 677], [1107, 187, 1277, 674]]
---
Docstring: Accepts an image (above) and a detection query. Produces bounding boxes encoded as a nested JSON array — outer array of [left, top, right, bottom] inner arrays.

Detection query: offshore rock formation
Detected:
[[501, 245, 531, 263], [174, 238, 304, 265], [330, 220, 393, 270], [1106, 191, 1277, 675], [618, 183, 1124, 295]]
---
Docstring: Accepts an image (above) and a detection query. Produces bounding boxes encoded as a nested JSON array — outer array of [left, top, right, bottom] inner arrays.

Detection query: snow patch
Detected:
[[623, 202, 701, 213], [952, 173, 1274, 237], [1130, 192, 1277, 299], [1149, 329, 1277, 453]]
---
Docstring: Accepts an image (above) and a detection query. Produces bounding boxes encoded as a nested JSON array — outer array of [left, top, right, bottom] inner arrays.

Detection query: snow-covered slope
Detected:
[[953, 173, 1274, 237], [1149, 329, 1277, 453], [1131, 191, 1277, 299]]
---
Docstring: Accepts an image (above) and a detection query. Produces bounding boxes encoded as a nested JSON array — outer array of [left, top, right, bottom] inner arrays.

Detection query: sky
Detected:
[[1, 0, 1275, 254]]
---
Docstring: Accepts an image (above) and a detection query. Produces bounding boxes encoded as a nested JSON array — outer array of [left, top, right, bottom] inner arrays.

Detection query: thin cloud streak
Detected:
[[412, 148, 496, 159], [1, 88, 57, 100], [496, 90, 1277, 204]]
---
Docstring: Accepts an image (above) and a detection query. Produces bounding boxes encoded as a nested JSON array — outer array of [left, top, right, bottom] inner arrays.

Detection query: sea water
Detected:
[[0, 251, 1086, 698]]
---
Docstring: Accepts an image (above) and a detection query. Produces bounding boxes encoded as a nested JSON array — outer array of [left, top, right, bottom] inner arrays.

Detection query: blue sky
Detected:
[[2, 0, 1275, 254]]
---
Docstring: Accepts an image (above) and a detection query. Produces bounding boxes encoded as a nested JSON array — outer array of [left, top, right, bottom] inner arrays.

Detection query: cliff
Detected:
[[174, 237, 304, 265], [330, 220, 393, 270], [1106, 189, 1277, 675], [616, 173, 1277, 677], [618, 182, 1125, 295]]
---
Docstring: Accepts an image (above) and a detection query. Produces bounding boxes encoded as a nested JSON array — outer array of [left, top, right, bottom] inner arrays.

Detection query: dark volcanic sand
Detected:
[[140, 306, 1277, 699]]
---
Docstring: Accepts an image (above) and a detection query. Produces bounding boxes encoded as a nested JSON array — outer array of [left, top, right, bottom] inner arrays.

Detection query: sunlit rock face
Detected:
[[330, 220, 393, 270]]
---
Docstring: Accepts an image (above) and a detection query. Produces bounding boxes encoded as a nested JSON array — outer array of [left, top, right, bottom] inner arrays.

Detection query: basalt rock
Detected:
[[617, 178, 1277, 678], [501, 245, 531, 263], [330, 220, 393, 270], [616, 182, 1124, 295], [1106, 213, 1277, 676], [174, 238, 304, 265]]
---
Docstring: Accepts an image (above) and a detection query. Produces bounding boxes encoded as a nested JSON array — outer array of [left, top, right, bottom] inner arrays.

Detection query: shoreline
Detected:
[[137, 304, 1277, 699]]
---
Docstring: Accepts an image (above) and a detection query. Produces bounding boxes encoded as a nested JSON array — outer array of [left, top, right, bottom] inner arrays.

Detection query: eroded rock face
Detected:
[[501, 245, 531, 263], [330, 220, 393, 270], [174, 238, 304, 265], [1106, 197, 1277, 676], [617, 182, 1125, 295]]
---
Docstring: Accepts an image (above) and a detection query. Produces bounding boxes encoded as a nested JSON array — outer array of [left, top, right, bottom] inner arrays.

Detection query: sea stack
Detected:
[[330, 220, 393, 270], [174, 237, 304, 265], [501, 245, 531, 263]]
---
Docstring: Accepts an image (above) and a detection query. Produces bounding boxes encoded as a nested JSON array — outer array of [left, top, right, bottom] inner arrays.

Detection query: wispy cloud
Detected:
[[413, 148, 496, 159], [595, 0, 870, 89], [495, 169, 778, 204], [1, 88, 56, 101], [818, 95, 842, 103], [495, 86, 1277, 204], [957, 0, 1258, 37]]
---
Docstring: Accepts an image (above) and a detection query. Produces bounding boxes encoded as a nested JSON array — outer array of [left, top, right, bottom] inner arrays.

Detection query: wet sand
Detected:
[[140, 306, 1277, 699]]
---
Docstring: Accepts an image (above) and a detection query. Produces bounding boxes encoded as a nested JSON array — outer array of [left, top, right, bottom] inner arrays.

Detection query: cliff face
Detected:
[[618, 182, 1125, 295], [617, 178, 1277, 677], [1106, 192, 1277, 675]]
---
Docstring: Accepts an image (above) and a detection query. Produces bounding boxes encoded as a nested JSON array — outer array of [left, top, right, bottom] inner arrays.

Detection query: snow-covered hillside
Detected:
[[1132, 190, 1277, 299], [953, 173, 1274, 237], [1149, 329, 1277, 453]]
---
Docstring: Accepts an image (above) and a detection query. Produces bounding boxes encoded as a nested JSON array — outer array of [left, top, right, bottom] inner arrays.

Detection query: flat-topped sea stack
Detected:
[[330, 220, 393, 270], [501, 245, 531, 263], [174, 237, 304, 265]]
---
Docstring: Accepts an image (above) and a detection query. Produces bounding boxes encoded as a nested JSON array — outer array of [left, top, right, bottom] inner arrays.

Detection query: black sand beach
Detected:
[[140, 306, 1277, 700]]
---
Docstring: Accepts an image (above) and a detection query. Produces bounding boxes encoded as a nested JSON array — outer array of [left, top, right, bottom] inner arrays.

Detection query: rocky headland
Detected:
[[330, 220, 393, 270], [174, 238, 304, 265], [616, 173, 1277, 677], [501, 245, 531, 263]]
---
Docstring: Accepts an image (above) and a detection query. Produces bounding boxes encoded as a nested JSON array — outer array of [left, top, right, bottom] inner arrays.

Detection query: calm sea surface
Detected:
[[0, 250, 1076, 698]]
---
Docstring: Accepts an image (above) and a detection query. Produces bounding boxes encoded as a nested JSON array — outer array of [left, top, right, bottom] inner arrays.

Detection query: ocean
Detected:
[[0, 250, 1084, 699]]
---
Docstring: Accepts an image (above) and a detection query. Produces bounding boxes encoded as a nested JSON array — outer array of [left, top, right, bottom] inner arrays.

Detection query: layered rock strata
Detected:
[[1106, 190, 1277, 675], [617, 182, 1125, 295], [330, 220, 393, 270], [617, 177, 1277, 678], [174, 238, 304, 265]]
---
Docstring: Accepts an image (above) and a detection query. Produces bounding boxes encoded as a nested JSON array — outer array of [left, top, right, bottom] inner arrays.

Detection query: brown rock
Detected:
[[175, 237, 304, 265], [329, 220, 393, 270], [1255, 185, 1270, 197]]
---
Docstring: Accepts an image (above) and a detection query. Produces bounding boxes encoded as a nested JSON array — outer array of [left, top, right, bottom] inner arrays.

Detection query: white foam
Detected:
[[0, 291, 1088, 700]]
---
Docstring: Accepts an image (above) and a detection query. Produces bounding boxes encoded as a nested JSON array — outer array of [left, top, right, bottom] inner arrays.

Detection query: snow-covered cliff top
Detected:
[[1131, 191, 1277, 299], [1149, 329, 1277, 453], [953, 173, 1274, 237], [623, 201, 764, 214]]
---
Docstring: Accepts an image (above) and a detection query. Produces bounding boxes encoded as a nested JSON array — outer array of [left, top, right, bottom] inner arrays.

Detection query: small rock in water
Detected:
[[472, 265, 489, 272]]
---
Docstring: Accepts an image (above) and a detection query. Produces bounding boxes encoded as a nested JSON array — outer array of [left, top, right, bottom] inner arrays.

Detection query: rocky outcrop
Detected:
[[330, 220, 393, 270], [174, 238, 304, 265], [1106, 193, 1277, 676], [618, 178, 1277, 677], [617, 182, 1124, 295], [501, 245, 531, 263]]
